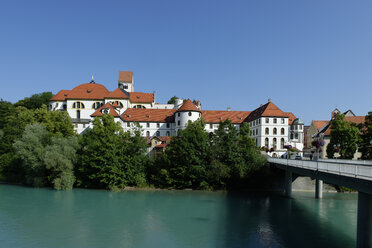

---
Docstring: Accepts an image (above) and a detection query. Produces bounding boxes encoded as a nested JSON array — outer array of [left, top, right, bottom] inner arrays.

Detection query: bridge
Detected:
[[268, 157, 372, 248]]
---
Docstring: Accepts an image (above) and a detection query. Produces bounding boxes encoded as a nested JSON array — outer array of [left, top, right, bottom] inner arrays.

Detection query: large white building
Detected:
[[50, 71, 304, 156]]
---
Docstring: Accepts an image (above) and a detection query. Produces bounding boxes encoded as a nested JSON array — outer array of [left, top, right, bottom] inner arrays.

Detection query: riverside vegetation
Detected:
[[0, 93, 370, 191]]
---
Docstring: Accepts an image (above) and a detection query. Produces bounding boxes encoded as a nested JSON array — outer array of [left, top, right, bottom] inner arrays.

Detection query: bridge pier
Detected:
[[315, 179, 323, 199], [284, 171, 292, 197], [357, 191, 372, 248]]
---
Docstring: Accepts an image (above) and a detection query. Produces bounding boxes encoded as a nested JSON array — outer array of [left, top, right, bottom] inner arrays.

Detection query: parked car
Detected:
[[295, 155, 302, 160]]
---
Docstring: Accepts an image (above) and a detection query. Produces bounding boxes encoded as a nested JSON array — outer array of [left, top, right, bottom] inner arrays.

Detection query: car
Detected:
[[295, 155, 302, 160]]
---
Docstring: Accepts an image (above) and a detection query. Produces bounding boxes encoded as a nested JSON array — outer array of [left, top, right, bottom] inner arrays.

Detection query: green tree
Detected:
[[14, 92, 53, 109], [0, 99, 14, 129], [167, 96, 179, 104], [327, 113, 360, 159], [44, 136, 79, 190], [359, 112, 372, 160], [77, 115, 147, 190]]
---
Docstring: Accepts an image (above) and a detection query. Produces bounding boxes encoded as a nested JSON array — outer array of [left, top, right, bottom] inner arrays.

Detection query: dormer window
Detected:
[[102, 109, 109, 114], [188, 112, 192, 116], [124, 85, 128, 89], [113, 101, 124, 108]]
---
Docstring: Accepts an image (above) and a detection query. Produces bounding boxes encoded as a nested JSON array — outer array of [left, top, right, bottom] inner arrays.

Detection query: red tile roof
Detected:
[[312, 120, 329, 130], [105, 88, 129, 99], [284, 112, 297, 125], [146, 136, 172, 144], [322, 116, 365, 136], [121, 108, 176, 123], [66, 83, 110, 100], [245, 102, 289, 122], [155, 143, 167, 148], [50, 90, 71, 101], [91, 102, 120, 117], [118, 71, 133, 82], [202, 110, 251, 124], [129, 92, 154, 103], [176, 99, 201, 112]]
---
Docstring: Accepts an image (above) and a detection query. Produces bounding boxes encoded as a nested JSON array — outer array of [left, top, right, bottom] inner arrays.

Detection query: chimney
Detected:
[[268, 98, 271, 103], [227, 107, 231, 111]]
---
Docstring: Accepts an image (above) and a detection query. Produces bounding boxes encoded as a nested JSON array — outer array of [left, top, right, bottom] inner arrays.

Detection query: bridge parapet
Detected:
[[268, 158, 372, 181]]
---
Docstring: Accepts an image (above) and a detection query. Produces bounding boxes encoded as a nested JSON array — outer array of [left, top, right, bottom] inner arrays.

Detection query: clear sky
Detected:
[[0, 0, 371, 124]]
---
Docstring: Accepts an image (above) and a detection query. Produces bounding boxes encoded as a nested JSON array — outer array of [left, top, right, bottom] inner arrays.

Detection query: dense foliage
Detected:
[[148, 119, 266, 190], [14, 92, 53, 109], [167, 96, 179, 104], [326, 113, 361, 159], [359, 112, 372, 160]]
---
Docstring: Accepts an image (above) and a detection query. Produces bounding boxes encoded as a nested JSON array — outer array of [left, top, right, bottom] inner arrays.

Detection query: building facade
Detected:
[[50, 71, 304, 156]]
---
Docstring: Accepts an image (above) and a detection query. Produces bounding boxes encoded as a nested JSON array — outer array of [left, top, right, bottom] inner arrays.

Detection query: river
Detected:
[[0, 185, 357, 248]]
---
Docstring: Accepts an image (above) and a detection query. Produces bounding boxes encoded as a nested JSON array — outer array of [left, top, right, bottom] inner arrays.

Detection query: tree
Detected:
[[77, 115, 147, 190], [359, 112, 372, 160], [0, 99, 14, 130], [327, 113, 360, 159], [167, 96, 179, 104], [14, 92, 53, 109]]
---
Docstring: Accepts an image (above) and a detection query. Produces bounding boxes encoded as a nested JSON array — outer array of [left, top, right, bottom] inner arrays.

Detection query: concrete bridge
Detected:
[[268, 157, 372, 248]]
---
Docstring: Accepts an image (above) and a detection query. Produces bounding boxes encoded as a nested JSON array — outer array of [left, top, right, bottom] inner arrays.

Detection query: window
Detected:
[[147, 123, 150, 128], [266, 118, 269, 123], [166, 123, 170, 128], [178, 120, 180, 126], [299, 125, 302, 130], [265, 138, 269, 147], [113, 101, 123, 108], [281, 138, 284, 149], [156, 131, 160, 137], [157, 123, 160, 128], [76, 110, 81, 119], [258, 119, 261, 124], [178, 113, 180, 117], [265, 128, 269, 135], [124, 85, 128, 89], [166, 131, 170, 136], [273, 128, 277, 135], [274, 118, 277, 124], [92, 102, 103, 109], [73, 101, 85, 109], [83, 124, 86, 128], [281, 118, 285, 124], [127, 122, 130, 127], [273, 138, 277, 149], [188, 112, 192, 116], [295, 125, 298, 130], [134, 105, 146, 109], [295, 133, 298, 139], [49, 104, 52, 110], [281, 128, 285, 135], [146, 131, 150, 137], [210, 123, 213, 129], [290, 133, 294, 139], [63, 104, 67, 110]]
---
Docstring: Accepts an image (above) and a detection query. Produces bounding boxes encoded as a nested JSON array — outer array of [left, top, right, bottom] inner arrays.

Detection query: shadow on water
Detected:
[[219, 191, 356, 248]]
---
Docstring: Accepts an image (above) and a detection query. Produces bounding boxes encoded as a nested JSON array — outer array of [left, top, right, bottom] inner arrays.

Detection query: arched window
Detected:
[[281, 138, 285, 149], [273, 128, 277, 135], [274, 118, 277, 124], [72, 101, 85, 109], [281, 128, 285, 135], [114, 101, 123, 108], [290, 133, 294, 139], [92, 102, 103, 109], [188, 112, 192, 116], [134, 105, 146, 109], [166, 131, 170, 136], [295, 133, 298, 139], [265, 128, 269, 135], [146, 131, 150, 137], [156, 131, 160, 137], [273, 138, 277, 149], [265, 138, 269, 147]]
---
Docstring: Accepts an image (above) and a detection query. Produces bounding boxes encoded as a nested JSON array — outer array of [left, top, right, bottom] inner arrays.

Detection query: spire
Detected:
[[90, 75, 95, 84]]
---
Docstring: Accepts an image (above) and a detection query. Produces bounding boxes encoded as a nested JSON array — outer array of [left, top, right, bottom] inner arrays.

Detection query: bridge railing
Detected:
[[268, 158, 372, 181]]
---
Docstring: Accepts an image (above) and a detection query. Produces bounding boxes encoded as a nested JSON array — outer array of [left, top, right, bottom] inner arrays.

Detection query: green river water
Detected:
[[0, 185, 358, 248]]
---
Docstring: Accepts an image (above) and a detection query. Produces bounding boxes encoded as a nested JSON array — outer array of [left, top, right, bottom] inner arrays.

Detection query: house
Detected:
[[50, 71, 304, 157]]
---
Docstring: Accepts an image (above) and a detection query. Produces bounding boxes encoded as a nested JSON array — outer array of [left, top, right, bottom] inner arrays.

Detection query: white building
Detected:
[[50, 71, 304, 156]]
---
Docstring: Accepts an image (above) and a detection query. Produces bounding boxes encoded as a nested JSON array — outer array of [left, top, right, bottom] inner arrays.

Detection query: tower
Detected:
[[118, 71, 134, 92], [175, 99, 202, 132]]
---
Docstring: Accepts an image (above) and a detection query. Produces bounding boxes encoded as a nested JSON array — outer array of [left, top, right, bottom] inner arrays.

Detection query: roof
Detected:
[[312, 120, 329, 130], [245, 102, 289, 122], [176, 99, 201, 112], [121, 108, 176, 123], [105, 88, 129, 99], [146, 136, 172, 144], [284, 112, 296, 125], [321, 116, 365, 136], [292, 118, 304, 125], [202, 110, 251, 124], [50, 90, 71, 101], [91, 102, 120, 117], [66, 83, 110, 100], [129, 92, 154, 103], [155, 144, 167, 148], [118, 71, 133, 82]]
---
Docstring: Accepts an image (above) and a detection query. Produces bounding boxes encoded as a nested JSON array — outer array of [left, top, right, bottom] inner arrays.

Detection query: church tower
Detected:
[[118, 71, 134, 92]]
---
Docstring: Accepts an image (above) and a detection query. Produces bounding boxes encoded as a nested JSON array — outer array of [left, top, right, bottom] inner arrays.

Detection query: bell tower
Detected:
[[118, 71, 134, 92]]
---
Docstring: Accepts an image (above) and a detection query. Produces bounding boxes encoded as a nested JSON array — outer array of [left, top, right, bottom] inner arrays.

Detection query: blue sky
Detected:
[[0, 0, 371, 124]]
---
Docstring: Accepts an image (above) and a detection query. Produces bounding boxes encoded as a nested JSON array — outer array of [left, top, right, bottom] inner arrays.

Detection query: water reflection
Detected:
[[0, 185, 357, 248]]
